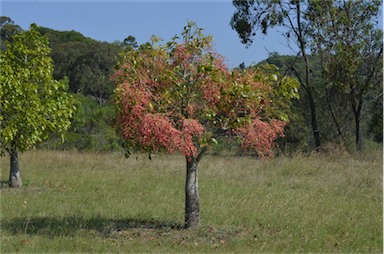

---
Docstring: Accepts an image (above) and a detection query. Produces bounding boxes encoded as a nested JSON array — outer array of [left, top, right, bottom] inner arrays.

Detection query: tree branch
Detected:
[[196, 146, 208, 164]]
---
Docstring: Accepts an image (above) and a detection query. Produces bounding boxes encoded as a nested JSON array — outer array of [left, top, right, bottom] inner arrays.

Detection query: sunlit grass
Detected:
[[0, 150, 382, 252]]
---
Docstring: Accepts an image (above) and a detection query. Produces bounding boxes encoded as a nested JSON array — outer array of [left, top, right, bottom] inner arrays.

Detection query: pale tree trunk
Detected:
[[184, 156, 200, 229], [9, 148, 22, 187], [184, 147, 207, 229]]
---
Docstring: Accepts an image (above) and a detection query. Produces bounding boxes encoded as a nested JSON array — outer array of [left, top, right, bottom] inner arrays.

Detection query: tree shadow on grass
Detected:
[[1, 216, 183, 237]]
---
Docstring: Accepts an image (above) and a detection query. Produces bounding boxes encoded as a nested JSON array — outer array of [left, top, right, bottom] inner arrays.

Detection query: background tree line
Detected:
[[1, 0, 382, 155], [231, 0, 382, 153], [257, 52, 382, 153]]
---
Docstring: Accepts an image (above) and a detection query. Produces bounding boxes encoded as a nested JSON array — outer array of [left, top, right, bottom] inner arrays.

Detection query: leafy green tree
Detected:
[[50, 41, 89, 87], [113, 21, 299, 228], [307, 0, 383, 151], [0, 16, 22, 51], [112, 35, 139, 51], [122, 35, 138, 51], [67, 41, 118, 104], [0, 24, 75, 187]]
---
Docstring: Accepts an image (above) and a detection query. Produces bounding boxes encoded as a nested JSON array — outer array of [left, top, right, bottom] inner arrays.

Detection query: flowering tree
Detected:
[[112, 21, 299, 228]]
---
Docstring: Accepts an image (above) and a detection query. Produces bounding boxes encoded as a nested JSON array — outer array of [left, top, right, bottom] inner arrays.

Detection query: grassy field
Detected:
[[0, 149, 382, 253]]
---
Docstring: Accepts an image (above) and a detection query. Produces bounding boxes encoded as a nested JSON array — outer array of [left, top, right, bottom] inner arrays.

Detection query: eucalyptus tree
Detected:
[[307, 0, 383, 151]]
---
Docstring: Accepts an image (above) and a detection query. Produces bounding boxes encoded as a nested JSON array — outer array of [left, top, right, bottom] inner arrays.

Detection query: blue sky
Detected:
[[1, 0, 382, 68], [0, 0, 298, 68]]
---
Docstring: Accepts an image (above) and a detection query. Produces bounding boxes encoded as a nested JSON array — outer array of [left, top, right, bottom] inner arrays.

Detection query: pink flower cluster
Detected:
[[121, 113, 205, 158], [235, 119, 285, 158]]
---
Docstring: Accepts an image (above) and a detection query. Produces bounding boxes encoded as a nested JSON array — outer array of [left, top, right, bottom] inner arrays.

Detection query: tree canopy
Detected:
[[0, 24, 75, 186], [112, 21, 299, 159], [230, 0, 383, 152], [307, 0, 383, 151], [0, 16, 22, 51]]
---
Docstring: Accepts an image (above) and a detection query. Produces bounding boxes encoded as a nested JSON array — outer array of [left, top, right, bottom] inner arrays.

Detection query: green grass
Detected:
[[0, 150, 382, 253]]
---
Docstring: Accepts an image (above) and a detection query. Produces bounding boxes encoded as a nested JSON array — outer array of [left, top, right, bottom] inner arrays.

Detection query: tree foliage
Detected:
[[113, 21, 299, 228], [41, 93, 120, 152], [36, 26, 120, 104], [113, 21, 299, 159], [0, 16, 22, 51], [231, 0, 323, 151], [0, 24, 75, 154], [0, 24, 76, 187], [307, 0, 383, 151], [231, 0, 383, 152]]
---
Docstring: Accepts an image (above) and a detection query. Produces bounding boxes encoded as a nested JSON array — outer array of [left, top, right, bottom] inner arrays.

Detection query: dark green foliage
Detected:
[[41, 94, 121, 152], [29, 26, 122, 151], [0, 16, 22, 51], [50, 41, 89, 86], [307, 0, 383, 151], [37, 27, 94, 44], [257, 53, 382, 152], [36, 26, 119, 103], [122, 35, 139, 51], [66, 41, 118, 104], [367, 88, 383, 143], [256, 54, 318, 152]]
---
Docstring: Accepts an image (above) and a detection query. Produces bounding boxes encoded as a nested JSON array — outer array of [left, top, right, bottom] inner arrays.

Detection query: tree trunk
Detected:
[[354, 109, 364, 152], [351, 88, 364, 152], [327, 98, 343, 138], [9, 149, 22, 188], [295, 1, 321, 152], [287, 65, 321, 151], [308, 88, 321, 151], [184, 156, 200, 229]]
